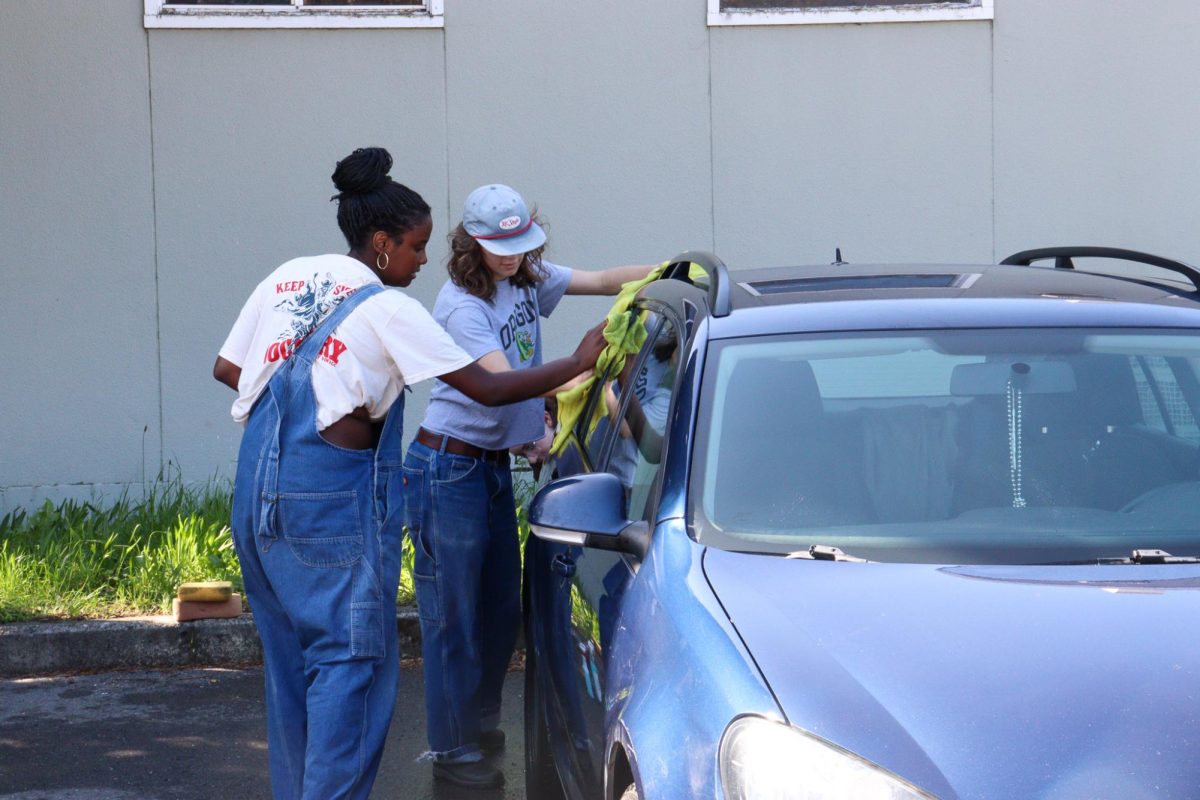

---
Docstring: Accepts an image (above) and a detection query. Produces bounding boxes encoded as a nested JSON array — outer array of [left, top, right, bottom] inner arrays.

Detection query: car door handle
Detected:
[[551, 553, 577, 578]]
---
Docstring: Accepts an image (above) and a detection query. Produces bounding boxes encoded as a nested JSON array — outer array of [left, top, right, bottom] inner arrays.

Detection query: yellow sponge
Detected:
[[177, 581, 234, 603]]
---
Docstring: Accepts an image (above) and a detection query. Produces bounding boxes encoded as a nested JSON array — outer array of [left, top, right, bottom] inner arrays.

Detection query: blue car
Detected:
[[523, 248, 1200, 800]]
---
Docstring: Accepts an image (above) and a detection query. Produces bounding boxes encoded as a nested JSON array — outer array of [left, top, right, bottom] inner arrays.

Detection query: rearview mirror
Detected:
[[950, 361, 1077, 396]]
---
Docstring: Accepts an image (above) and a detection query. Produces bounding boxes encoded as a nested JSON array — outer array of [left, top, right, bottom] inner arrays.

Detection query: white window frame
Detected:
[[707, 0, 992, 27], [144, 0, 443, 29]]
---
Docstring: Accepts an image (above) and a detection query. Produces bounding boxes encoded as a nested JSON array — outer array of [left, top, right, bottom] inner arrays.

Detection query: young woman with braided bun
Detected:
[[213, 147, 603, 800]]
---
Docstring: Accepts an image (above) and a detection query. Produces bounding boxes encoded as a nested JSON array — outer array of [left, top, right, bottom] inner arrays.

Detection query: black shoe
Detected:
[[432, 759, 505, 789], [479, 728, 506, 754]]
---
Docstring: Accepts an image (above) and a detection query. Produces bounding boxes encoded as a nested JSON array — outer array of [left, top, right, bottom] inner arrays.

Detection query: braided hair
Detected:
[[331, 147, 431, 250]]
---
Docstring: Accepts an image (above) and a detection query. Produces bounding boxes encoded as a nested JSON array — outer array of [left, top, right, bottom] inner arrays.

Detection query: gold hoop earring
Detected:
[[376, 252, 389, 272]]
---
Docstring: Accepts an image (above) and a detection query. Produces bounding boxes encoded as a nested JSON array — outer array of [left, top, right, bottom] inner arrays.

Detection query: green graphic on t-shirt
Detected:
[[516, 330, 535, 362]]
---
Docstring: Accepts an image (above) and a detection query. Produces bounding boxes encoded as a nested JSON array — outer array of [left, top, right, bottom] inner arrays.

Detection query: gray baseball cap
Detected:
[[462, 184, 547, 256]]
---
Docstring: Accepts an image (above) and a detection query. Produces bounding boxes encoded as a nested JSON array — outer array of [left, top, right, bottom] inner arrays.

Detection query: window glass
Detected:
[[709, 0, 991, 25], [812, 350, 983, 399], [722, 0, 970, 7], [145, 0, 440, 28], [1134, 356, 1200, 443], [691, 329, 1200, 564], [1131, 357, 1168, 432], [162, 0, 419, 5], [581, 413, 610, 472], [607, 317, 678, 520], [580, 310, 659, 468]]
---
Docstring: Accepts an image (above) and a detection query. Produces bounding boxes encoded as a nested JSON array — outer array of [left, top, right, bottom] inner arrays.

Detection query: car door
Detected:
[[525, 327, 622, 798], [539, 307, 681, 796]]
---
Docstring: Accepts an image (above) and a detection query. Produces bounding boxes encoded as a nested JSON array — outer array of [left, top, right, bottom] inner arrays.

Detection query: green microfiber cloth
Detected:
[[551, 261, 706, 456]]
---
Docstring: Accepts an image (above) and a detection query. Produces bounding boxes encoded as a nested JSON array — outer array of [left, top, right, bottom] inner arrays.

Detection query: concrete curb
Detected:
[[0, 607, 425, 678]]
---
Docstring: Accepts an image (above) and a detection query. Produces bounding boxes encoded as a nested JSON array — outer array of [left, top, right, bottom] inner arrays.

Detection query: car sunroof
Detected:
[[742, 273, 979, 295]]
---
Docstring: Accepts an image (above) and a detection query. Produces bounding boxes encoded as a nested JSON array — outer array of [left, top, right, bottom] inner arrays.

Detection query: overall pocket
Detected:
[[351, 601, 384, 659], [350, 556, 385, 660], [403, 464, 441, 623], [276, 490, 364, 568]]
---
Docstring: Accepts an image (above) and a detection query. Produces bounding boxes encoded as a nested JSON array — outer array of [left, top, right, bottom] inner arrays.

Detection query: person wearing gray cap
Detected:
[[213, 152, 606, 800], [403, 184, 654, 788]]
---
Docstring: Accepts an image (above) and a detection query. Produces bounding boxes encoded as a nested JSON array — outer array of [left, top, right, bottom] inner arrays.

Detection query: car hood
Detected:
[[703, 549, 1200, 799]]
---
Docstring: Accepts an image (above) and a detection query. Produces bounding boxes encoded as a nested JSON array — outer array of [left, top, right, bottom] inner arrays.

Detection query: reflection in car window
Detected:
[[607, 317, 678, 520], [691, 329, 1200, 564], [1132, 355, 1200, 444], [580, 311, 660, 469], [811, 350, 983, 398]]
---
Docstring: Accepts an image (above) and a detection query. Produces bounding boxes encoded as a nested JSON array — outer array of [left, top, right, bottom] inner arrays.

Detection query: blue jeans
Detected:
[[403, 440, 521, 762], [230, 285, 405, 799]]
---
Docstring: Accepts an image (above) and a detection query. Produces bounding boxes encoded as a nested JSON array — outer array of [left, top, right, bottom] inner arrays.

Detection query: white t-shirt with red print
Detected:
[[219, 254, 474, 430]]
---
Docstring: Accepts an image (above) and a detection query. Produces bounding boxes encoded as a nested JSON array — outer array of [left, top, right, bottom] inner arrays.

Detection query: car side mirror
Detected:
[[528, 473, 650, 560]]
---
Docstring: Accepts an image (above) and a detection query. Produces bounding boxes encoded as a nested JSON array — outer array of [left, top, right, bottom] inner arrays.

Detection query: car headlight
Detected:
[[719, 716, 937, 800]]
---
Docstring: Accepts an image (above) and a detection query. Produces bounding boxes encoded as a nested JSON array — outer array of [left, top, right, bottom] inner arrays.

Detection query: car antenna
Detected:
[[832, 247, 847, 266]]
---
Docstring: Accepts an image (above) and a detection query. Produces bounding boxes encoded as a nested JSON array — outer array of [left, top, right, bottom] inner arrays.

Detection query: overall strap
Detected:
[[254, 282, 384, 541], [292, 283, 385, 363], [374, 388, 407, 468]]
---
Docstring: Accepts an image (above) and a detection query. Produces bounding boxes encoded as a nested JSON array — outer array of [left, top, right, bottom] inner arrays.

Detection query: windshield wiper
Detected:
[[1050, 549, 1200, 565], [1105, 549, 1200, 565], [785, 545, 870, 563]]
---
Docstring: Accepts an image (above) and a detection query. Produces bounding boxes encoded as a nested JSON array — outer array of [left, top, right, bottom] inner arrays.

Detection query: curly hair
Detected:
[[330, 146, 431, 250], [446, 213, 549, 302]]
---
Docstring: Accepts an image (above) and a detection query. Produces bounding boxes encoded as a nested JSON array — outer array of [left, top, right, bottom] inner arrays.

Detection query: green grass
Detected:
[[0, 482, 241, 622], [0, 468, 538, 623]]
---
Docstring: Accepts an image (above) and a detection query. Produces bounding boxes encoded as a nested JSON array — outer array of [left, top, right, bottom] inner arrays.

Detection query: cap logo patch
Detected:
[[498, 215, 522, 231]]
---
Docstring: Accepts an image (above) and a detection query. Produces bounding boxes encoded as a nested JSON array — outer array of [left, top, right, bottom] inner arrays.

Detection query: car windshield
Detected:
[[691, 328, 1200, 564]]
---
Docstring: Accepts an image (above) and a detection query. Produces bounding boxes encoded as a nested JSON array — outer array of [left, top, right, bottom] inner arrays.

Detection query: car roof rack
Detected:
[[1000, 246, 1200, 293], [662, 250, 732, 318]]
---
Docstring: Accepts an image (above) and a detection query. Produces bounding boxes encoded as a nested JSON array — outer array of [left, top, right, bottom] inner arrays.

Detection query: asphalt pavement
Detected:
[[0, 661, 528, 800]]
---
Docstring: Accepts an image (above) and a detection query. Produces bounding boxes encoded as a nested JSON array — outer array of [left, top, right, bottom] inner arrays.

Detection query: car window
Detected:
[[690, 328, 1200, 564], [579, 309, 657, 469], [1132, 355, 1200, 444], [606, 314, 678, 520]]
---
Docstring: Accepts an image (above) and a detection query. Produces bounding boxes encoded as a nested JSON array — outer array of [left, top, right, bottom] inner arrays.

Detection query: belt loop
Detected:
[[437, 433, 450, 456]]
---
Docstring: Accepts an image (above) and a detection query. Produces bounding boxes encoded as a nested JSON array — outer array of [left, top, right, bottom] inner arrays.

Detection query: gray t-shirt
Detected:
[[420, 261, 572, 450]]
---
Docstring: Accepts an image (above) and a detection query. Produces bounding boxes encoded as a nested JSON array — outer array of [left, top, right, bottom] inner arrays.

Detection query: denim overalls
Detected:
[[230, 283, 405, 800]]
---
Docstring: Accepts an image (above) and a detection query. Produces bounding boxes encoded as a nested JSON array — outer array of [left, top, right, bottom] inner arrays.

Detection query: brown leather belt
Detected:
[[415, 428, 509, 464]]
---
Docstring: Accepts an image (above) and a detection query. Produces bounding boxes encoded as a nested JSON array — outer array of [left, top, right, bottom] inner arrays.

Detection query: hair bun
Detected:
[[331, 147, 393, 197]]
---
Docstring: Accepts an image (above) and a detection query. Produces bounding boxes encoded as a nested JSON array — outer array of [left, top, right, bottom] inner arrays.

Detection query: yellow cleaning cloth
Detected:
[[551, 261, 706, 456]]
